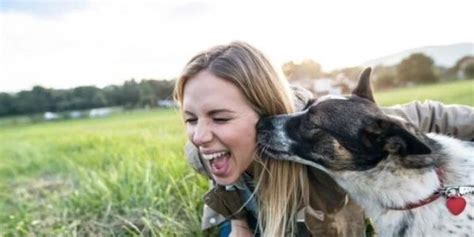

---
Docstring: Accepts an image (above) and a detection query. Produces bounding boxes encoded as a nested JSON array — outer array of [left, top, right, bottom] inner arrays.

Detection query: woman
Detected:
[[173, 41, 474, 236]]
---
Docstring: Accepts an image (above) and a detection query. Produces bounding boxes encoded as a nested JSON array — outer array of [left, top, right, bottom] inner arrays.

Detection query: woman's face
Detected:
[[182, 70, 259, 185]]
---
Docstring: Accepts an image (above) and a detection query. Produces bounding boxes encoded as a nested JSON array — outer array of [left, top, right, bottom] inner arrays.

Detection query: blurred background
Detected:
[[0, 0, 472, 236]]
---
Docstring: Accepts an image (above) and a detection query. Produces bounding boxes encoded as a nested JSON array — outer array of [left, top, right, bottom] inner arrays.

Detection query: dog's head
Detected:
[[257, 68, 433, 171]]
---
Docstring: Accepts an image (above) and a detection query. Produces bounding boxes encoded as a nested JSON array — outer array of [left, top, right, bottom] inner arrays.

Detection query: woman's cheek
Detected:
[[185, 126, 195, 141]]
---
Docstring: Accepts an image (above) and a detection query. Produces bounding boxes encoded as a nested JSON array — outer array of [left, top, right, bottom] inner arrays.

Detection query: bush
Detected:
[[397, 53, 438, 85], [463, 62, 474, 79], [374, 73, 397, 90]]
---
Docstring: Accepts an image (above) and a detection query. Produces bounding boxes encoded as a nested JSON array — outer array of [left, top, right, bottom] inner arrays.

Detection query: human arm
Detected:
[[381, 100, 474, 141]]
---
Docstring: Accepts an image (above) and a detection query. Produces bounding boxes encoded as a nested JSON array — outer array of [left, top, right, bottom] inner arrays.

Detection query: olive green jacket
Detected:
[[185, 87, 474, 236]]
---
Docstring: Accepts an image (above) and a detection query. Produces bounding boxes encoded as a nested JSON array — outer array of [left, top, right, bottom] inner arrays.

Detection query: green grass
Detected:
[[375, 79, 473, 106], [0, 109, 209, 236], [0, 80, 472, 236]]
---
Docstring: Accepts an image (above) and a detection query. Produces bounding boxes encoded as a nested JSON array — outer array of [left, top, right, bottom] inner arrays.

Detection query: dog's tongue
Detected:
[[211, 155, 230, 176]]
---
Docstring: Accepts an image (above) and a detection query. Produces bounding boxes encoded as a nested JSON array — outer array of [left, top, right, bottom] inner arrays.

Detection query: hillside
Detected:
[[362, 42, 473, 67]]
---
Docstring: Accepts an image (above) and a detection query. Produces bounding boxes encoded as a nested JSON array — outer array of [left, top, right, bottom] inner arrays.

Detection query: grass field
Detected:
[[0, 110, 209, 236], [375, 79, 473, 106], [0, 80, 472, 236]]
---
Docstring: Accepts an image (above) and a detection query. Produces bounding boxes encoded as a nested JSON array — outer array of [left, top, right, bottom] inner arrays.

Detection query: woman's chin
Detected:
[[212, 172, 240, 186]]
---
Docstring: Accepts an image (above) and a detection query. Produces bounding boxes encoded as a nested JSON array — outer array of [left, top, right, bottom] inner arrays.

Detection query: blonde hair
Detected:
[[174, 41, 308, 236]]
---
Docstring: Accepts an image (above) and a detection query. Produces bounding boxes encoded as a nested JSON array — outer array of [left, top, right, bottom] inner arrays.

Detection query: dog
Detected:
[[257, 68, 474, 237]]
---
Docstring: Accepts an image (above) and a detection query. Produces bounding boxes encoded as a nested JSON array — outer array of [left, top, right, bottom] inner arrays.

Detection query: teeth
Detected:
[[201, 151, 229, 160]]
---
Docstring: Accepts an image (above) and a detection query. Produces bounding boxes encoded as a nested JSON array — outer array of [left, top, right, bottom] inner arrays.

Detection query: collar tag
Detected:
[[446, 196, 467, 215]]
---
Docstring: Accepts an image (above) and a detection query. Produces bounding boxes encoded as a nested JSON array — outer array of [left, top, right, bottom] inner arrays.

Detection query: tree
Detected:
[[281, 59, 322, 80], [103, 85, 123, 106], [452, 56, 474, 72], [0, 77, 176, 117], [155, 79, 175, 100], [138, 79, 175, 107], [139, 80, 158, 107], [13, 90, 37, 114], [0, 93, 14, 116], [31, 86, 52, 112], [51, 89, 72, 111], [464, 62, 474, 79], [301, 59, 322, 78], [68, 86, 107, 110], [122, 79, 140, 108], [282, 61, 297, 80], [328, 67, 363, 82], [453, 56, 474, 79], [373, 66, 397, 90], [396, 53, 438, 85]]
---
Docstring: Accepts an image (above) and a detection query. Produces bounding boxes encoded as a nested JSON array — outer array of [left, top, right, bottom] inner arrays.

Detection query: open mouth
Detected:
[[201, 151, 232, 177], [201, 151, 229, 160]]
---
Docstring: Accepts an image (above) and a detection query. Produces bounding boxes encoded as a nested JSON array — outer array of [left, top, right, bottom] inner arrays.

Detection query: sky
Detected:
[[1, 0, 473, 93]]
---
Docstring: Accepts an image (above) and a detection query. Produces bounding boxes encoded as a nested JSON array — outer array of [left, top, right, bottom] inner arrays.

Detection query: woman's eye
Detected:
[[213, 118, 230, 123], [185, 118, 197, 124]]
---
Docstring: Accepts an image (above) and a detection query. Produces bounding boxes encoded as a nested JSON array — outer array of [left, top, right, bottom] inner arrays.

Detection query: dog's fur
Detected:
[[257, 68, 474, 237]]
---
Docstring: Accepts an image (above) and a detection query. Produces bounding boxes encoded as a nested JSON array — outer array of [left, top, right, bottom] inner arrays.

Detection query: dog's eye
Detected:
[[307, 105, 319, 115], [303, 99, 316, 110], [302, 119, 318, 130], [301, 124, 320, 139], [308, 125, 320, 133]]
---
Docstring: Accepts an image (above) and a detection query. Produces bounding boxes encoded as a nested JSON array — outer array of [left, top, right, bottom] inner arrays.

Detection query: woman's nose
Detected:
[[192, 121, 213, 146]]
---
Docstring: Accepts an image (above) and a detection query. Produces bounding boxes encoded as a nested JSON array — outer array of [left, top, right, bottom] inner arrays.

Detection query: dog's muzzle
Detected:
[[257, 115, 294, 152]]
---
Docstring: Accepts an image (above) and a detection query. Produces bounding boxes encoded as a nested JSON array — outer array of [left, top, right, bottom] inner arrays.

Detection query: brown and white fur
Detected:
[[257, 68, 474, 237]]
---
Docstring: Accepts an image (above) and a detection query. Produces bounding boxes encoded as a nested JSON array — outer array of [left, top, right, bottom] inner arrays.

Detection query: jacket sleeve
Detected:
[[381, 100, 474, 141], [290, 85, 314, 111]]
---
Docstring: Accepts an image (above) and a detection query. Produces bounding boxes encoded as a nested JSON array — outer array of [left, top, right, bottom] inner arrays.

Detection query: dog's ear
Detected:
[[352, 67, 375, 103], [360, 118, 431, 156]]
